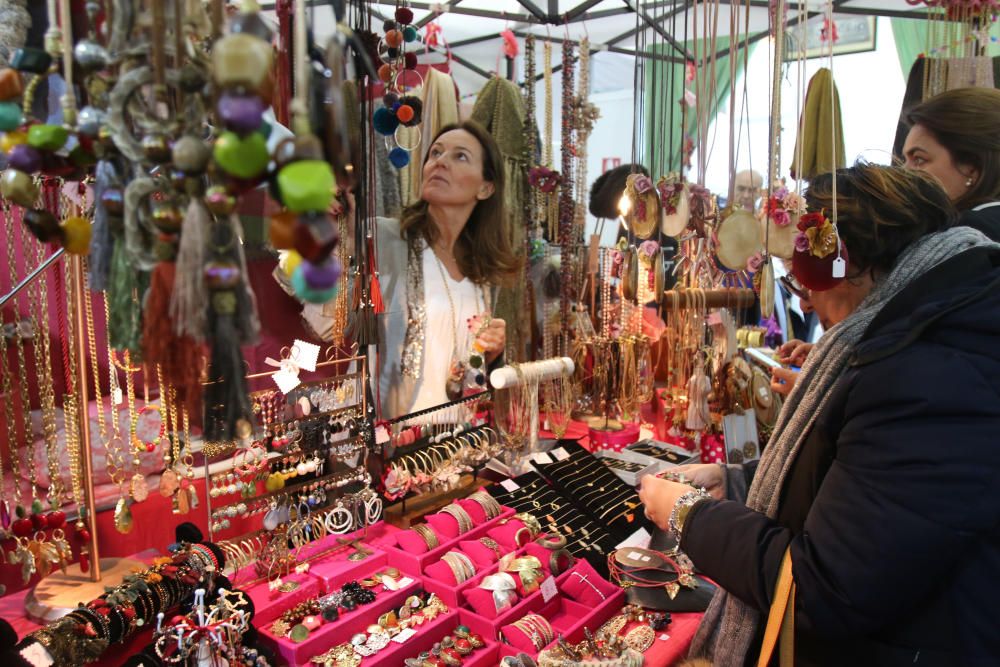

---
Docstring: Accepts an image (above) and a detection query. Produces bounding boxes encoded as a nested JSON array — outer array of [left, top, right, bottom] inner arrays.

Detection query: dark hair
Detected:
[[805, 163, 957, 276], [589, 163, 649, 218], [399, 121, 521, 286], [906, 87, 1000, 210]]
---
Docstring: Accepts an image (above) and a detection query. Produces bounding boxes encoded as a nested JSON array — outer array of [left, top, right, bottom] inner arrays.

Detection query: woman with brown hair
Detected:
[[639, 163, 1000, 665], [903, 86, 1000, 240]]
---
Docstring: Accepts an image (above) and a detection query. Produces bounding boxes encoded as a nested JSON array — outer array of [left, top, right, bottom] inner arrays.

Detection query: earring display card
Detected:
[[722, 410, 760, 464], [244, 571, 324, 627]]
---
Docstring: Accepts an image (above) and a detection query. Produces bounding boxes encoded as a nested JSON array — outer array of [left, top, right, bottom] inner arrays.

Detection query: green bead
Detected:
[[403, 26, 418, 43], [212, 130, 269, 180], [27, 124, 69, 151], [290, 624, 310, 643], [31, 499, 43, 514], [0, 102, 21, 132], [277, 160, 335, 213]]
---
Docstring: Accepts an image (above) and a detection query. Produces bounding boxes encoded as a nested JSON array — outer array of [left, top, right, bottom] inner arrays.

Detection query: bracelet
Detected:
[[479, 537, 502, 558], [548, 548, 574, 575], [440, 504, 474, 534], [570, 572, 606, 600], [441, 551, 476, 584], [535, 534, 567, 550], [510, 513, 542, 536], [468, 490, 503, 519], [668, 489, 712, 541], [412, 523, 439, 550], [480, 572, 518, 612]]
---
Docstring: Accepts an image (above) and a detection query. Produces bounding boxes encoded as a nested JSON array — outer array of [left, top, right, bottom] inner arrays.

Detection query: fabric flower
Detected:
[[773, 186, 789, 200], [771, 208, 791, 227], [633, 175, 654, 195], [794, 231, 810, 253], [805, 219, 838, 258], [783, 191, 807, 216], [797, 211, 826, 231], [528, 166, 561, 193], [640, 240, 659, 258], [746, 252, 764, 273]]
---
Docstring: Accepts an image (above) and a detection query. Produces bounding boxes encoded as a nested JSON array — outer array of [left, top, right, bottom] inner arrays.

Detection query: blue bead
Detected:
[[388, 147, 410, 168]]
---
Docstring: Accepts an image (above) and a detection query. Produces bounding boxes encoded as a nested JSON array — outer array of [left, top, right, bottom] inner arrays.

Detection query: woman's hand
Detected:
[[771, 366, 800, 396], [776, 339, 813, 366], [667, 464, 726, 500], [477, 318, 506, 364], [639, 475, 696, 531]]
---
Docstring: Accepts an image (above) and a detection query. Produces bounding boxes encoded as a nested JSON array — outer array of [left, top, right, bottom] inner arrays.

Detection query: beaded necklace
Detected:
[[557, 40, 577, 341]]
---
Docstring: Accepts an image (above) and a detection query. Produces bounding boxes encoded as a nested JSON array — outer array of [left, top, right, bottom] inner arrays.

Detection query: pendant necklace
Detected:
[[431, 247, 488, 401]]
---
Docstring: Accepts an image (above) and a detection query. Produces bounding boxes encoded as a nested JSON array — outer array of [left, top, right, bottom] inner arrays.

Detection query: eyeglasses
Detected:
[[779, 275, 810, 301]]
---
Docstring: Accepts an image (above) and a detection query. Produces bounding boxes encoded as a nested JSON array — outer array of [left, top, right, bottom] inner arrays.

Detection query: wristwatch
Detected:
[[668, 490, 712, 541]]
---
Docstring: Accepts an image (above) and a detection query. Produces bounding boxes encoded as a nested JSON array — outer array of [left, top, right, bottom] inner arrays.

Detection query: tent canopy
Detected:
[[261, 1, 936, 96]]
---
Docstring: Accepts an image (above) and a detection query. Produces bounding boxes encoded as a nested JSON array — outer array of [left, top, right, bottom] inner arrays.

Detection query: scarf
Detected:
[[691, 226, 994, 665]]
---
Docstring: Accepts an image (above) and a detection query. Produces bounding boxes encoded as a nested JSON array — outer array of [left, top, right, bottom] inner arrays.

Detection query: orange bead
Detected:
[[60, 216, 92, 255], [0, 69, 24, 102], [385, 29, 403, 48], [378, 63, 394, 83], [396, 104, 414, 123], [269, 210, 297, 249]]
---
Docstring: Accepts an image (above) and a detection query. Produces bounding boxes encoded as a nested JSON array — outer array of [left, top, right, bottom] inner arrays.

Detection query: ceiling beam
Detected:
[[621, 0, 697, 61], [414, 0, 462, 29]]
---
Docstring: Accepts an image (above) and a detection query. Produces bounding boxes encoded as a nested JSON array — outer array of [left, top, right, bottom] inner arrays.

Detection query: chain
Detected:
[[13, 222, 39, 505], [104, 295, 127, 487], [168, 385, 180, 468], [123, 351, 139, 473], [0, 204, 15, 505], [82, 258, 107, 444]]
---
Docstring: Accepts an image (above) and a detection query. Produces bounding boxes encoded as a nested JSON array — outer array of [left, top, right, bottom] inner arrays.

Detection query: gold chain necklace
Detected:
[[11, 222, 39, 507]]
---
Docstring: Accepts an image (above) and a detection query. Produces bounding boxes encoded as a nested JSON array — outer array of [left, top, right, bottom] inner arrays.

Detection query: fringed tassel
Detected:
[[228, 214, 261, 344], [142, 263, 204, 418], [367, 236, 385, 315], [88, 161, 116, 291], [170, 199, 209, 341], [107, 242, 148, 354]]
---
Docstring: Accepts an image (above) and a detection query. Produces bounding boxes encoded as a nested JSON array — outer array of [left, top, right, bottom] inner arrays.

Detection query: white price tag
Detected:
[[533, 452, 554, 464], [375, 425, 390, 445], [273, 369, 300, 394], [540, 575, 558, 603], [626, 550, 646, 561], [552, 447, 570, 461], [500, 479, 520, 493], [392, 628, 417, 643], [291, 339, 320, 371], [615, 527, 652, 551], [832, 256, 847, 279], [113, 387, 123, 406]]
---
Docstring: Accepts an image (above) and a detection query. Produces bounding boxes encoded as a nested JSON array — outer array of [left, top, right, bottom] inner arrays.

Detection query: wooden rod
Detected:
[[661, 288, 755, 311]]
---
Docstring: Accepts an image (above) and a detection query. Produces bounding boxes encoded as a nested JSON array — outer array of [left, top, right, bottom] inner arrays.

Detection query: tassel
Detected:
[[202, 220, 255, 441], [142, 263, 204, 417], [88, 160, 118, 291], [203, 308, 253, 441], [170, 199, 209, 341], [367, 236, 385, 314], [228, 214, 261, 344], [107, 242, 148, 354]]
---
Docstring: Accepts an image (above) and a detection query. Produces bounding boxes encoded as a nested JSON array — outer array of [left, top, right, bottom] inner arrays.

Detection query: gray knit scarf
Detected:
[[691, 226, 995, 665]]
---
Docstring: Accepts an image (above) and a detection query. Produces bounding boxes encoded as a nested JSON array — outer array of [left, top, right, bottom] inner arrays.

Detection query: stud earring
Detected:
[[966, 177, 974, 187]]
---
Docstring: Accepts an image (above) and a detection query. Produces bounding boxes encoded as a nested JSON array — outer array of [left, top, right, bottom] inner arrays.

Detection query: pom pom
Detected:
[[302, 257, 342, 290], [403, 26, 418, 43], [383, 20, 397, 32], [373, 107, 400, 136], [386, 47, 399, 59], [291, 264, 339, 303], [385, 29, 403, 48], [398, 96, 423, 126], [404, 52, 418, 70], [383, 92, 399, 107], [378, 63, 394, 83], [395, 7, 414, 24], [388, 147, 410, 169], [396, 104, 414, 123]]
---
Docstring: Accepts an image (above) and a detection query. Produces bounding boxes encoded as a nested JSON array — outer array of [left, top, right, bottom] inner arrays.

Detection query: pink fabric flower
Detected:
[[633, 175, 654, 195], [771, 208, 791, 227], [794, 231, 810, 253], [640, 240, 659, 257]]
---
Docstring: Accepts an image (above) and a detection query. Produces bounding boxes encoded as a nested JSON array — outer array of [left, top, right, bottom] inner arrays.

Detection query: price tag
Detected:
[[500, 479, 520, 493], [375, 425, 390, 445], [533, 452, 554, 464], [832, 256, 846, 278], [615, 527, 652, 551], [113, 387, 123, 406], [396, 577, 414, 589], [540, 575, 558, 603], [273, 370, 300, 394], [392, 628, 417, 643], [552, 447, 570, 461]]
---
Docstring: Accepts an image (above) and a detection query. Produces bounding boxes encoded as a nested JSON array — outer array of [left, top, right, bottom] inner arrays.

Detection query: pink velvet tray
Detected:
[[308, 546, 388, 590], [256, 565, 422, 665], [493, 591, 624, 661], [244, 571, 324, 627], [420, 545, 527, 608]]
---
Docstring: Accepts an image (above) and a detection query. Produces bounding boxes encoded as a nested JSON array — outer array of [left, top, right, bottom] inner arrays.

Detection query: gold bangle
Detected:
[[440, 504, 473, 534], [412, 523, 439, 549]]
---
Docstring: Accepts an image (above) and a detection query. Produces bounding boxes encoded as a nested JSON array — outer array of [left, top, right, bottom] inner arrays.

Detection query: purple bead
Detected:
[[204, 260, 241, 289], [217, 93, 265, 135], [302, 258, 341, 290], [7, 144, 42, 173]]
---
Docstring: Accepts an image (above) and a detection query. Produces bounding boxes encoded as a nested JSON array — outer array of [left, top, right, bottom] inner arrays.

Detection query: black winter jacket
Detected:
[[682, 246, 1000, 666]]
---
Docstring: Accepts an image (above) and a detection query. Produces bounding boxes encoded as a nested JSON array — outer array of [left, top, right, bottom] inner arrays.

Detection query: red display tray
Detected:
[[371, 506, 516, 577], [256, 564, 421, 665], [243, 570, 324, 627]]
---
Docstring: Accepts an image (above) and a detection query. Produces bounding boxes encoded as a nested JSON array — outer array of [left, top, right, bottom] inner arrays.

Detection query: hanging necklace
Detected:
[[430, 246, 487, 401]]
